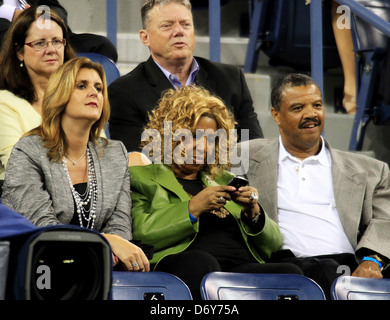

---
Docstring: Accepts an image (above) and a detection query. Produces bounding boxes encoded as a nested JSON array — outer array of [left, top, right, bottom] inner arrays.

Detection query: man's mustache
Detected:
[[299, 118, 321, 129]]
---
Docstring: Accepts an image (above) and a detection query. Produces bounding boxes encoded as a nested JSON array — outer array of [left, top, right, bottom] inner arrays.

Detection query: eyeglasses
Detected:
[[24, 38, 66, 51]]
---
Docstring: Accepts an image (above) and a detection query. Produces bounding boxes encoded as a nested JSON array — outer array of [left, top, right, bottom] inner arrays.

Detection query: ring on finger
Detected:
[[249, 192, 258, 202], [132, 262, 139, 268], [218, 196, 225, 203]]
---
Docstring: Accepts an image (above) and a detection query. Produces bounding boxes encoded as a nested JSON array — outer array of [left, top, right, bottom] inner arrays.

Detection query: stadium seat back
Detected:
[[77, 52, 121, 86], [249, 0, 340, 71], [200, 272, 326, 300], [111, 271, 193, 300], [331, 276, 390, 300]]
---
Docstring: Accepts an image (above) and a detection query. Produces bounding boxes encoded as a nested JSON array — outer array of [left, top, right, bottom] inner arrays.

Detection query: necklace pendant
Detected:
[[211, 207, 229, 218], [65, 148, 87, 166]]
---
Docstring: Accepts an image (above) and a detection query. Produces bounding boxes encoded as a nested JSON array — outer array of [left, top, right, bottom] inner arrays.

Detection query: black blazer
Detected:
[[108, 56, 263, 152]]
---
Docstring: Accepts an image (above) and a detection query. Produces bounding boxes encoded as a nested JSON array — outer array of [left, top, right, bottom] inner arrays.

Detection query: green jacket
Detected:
[[129, 164, 282, 267]]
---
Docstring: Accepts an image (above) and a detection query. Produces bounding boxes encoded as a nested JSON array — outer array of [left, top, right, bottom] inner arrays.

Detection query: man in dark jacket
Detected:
[[108, 0, 263, 152]]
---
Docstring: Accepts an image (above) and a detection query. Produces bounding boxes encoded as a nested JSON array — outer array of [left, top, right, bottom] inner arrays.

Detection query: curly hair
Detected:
[[142, 86, 237, 177]]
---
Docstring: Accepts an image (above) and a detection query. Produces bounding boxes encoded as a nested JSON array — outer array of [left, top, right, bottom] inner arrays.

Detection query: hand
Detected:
[[232, 186, 260, 219], [188, 185, 235, 219], [103, 234, 150, 272], [352, 261, 383, 278]]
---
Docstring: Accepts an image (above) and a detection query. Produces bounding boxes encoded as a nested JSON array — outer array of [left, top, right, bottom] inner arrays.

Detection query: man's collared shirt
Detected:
[[154, 58, 199, 89], [277, 136, 354, 257]]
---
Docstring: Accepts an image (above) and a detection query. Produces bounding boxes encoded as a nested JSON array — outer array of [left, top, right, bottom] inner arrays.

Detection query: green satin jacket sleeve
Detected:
[[129, 164, 282, 266]]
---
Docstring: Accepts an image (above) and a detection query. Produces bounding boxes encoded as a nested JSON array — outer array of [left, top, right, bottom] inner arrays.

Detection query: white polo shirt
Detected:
[[277, 136, 354, 257]]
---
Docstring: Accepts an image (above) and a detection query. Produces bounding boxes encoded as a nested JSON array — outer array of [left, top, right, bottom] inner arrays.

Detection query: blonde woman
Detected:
[[2, 57, 149, 272], [130, 86, 302, 299]]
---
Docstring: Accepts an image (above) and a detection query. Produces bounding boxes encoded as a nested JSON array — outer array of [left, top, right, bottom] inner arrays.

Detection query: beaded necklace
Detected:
[[62, 148, 98, 229]]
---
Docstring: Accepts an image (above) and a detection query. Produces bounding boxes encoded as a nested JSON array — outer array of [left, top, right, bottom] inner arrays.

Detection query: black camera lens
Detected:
[[9, 229, 112, 300], [30, 241, 104, 300]]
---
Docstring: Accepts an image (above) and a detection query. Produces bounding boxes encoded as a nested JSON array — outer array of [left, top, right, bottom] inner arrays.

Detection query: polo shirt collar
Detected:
[[278, 135, 331, 167]]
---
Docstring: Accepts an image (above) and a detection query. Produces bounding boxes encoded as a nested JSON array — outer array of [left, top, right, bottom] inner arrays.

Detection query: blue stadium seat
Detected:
[[244, 0, 340, 73], [331, 276, 390, 300], [76, 52, 121, 86], [111, 271, 193, 300], [200, 272, 326, 300], [348, 0, 390, 150], [76, 52, 121, 138]]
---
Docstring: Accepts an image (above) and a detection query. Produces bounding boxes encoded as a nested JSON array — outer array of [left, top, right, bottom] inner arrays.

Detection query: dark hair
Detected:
[[141, 0, 192, 29], [271, 73, 319, 111], [0, 6, 76, 104]]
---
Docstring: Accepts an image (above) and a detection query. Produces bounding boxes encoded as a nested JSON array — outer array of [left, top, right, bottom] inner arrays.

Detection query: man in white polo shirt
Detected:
[[233, 73, 390, 298]]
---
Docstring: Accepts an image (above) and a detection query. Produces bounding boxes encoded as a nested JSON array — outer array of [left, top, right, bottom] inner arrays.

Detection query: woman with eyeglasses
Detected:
[[0, 6, 76, 180]]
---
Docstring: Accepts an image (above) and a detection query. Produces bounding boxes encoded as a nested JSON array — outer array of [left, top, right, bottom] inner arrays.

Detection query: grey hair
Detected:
[[271, 73, 320, 111], [141, 0, 192, 29]]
